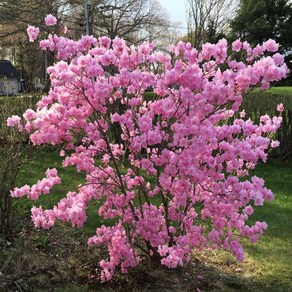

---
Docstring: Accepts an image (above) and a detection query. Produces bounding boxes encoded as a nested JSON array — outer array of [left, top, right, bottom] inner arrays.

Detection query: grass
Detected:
[[13, 147, 85, 216], [244, 159, 292, 290], [245, 86, 292, 112], [250, 86, 292, 96], [264, 86, 292, 95], [10, 147, 292, 290]]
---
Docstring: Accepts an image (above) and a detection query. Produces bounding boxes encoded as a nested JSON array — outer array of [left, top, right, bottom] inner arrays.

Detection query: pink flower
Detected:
[[240, 110, 246, 118], [271, 140, 280, 148], [273, 53, 284, 66], [45, 14, 57, 26], [23, 109, 36, 120], [7, 115, 21, 127], [27, 25, 39, 42], [232, 39, 242, 52], [263, 39, 278, 52], [277, 103, 284, 112], [99, 36, 111, 49]]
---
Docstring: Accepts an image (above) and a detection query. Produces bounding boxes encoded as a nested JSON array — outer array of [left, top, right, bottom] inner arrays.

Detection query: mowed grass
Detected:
[[13, 148, 292, 290], [14, 147, 85, 216], [243, 159, 292, 290], [13, 147, 114, 233], [264, 86, 292, 95]]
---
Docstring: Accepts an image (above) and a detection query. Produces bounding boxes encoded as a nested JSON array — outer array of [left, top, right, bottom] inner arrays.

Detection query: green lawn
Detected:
[[248, 86, 292, 106], [12, 148, 292, 290], [175, 158, 292, 291], [264, 86, 292, 95], [14, 147, 85, 216], [244, 159, 292, 290]]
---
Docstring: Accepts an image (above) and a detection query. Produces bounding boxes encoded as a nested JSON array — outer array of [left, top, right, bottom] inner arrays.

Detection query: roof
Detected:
[[0, 60, 19, 79]]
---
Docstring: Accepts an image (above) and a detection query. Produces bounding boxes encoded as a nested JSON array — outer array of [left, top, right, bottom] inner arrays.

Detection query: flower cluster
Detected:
[[9, 15, 288, 282], [27, 25, 39, 42], [11, 168, 61, 200], [44, 14, 57, 26]]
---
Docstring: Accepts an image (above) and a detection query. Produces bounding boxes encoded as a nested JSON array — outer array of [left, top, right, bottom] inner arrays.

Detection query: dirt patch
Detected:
[[0, 218, 268, 291]]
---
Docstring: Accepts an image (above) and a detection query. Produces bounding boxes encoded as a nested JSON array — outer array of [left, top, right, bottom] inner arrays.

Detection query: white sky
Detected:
[[159, 0, 188, 32]]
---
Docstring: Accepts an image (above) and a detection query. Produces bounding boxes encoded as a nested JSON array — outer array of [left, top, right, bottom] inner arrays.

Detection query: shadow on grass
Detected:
[[58, 255, 271, 292], [2, 216, 289, 292]]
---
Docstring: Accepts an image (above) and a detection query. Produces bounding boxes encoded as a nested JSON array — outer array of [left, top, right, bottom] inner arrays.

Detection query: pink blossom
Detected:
[[11, 168, 61, 200], [277, 103, 284, 112], [23, 109, 36, 120], [232, 39, 242, 52], [7, 115, 21, 127], [45, 14, 57, 26], [263, 39, 278, 52], [240, 110, 246, 118], [27, 25, 39, 42], [271, 140, 280, 148], [273, 53, 284, 66]]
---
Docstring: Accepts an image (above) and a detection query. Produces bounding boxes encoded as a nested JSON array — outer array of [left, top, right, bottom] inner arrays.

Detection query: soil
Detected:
[[0, 218, 265, 291]]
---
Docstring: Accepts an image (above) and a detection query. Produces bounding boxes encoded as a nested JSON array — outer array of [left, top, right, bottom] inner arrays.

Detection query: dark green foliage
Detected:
[[230, 0, 292, 53]]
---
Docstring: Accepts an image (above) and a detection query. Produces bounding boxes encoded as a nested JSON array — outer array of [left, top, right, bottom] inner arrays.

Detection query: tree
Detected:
[[77, 0, 171, 45], [230, 0, 292, 53], [0, 0, 172, 91], [0, 0, 65, 91], [187, 0, 238, 49], [9, 19, 288, 282]]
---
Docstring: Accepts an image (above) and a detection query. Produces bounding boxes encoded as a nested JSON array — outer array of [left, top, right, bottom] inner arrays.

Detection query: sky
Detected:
[[159, 0, 188, 32]]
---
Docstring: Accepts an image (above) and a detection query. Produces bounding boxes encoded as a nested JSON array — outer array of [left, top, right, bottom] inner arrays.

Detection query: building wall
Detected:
[[0, 79, 19, 95]]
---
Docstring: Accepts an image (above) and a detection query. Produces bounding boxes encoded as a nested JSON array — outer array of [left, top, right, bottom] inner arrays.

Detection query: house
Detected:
[[0, 60, 20, 95]]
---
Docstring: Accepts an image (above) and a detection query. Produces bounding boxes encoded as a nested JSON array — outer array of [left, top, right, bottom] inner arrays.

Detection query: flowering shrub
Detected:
[[11, 16, 288, 282]]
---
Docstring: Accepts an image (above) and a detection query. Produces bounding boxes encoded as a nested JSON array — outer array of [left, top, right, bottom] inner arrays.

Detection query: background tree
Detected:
[[74, 0, 171, 45], [230, 0, 292, 53], [186, 0, 238, 49], [0, 0, 66, 91], [0, 0, 172, 92]]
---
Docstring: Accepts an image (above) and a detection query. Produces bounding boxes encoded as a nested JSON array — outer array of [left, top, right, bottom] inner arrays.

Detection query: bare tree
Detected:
[[145, 21, 184, 51], [0, 0, 67, 91], [83, 0, 171, 44], [187, 0, 238, 49], [0, 0, 172, 92]]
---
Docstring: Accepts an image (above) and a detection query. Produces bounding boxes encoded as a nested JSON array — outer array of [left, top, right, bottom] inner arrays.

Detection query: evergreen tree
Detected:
[[230, 0, 292, 53]]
